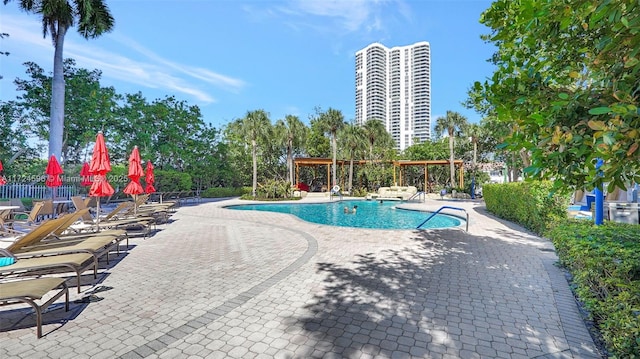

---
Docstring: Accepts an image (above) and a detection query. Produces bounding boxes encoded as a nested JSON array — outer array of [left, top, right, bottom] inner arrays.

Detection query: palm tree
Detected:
[[465, 123, 482, 195], [240, 110, 270, 197], [434, 111, 468, 187], [466, 123, 482, 171], [4, 0, 115, 161], [362, 119, 389, 161], [318, 108, 345, 188], [338, 123, 366, 193], [275, 115, 307, 186]]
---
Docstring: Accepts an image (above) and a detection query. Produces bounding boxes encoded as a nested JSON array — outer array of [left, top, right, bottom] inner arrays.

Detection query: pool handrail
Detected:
[[408, 191, 425, 202], [416, 206, 468, 232]]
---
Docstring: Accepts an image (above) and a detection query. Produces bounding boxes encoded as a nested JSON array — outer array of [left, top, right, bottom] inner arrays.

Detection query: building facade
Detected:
[[355, 42, 431, 151]]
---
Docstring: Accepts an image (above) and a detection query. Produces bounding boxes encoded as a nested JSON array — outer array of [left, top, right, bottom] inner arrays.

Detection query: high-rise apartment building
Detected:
[[355, 42, 431, 151]]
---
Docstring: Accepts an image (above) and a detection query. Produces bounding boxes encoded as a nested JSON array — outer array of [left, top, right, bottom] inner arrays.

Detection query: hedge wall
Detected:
[[483, 181, 570, 235]]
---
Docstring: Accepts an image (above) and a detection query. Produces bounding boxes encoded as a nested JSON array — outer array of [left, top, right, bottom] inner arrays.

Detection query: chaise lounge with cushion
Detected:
[[366, 186, 418, 201]]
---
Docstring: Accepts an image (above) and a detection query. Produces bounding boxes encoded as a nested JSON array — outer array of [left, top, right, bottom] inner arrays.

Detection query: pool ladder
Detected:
[[408, 191, 425, 202], [416, 206, 469, 232]]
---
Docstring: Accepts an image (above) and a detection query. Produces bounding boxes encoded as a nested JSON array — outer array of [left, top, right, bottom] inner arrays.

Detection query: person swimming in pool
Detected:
[[344, 205, 358, 214]]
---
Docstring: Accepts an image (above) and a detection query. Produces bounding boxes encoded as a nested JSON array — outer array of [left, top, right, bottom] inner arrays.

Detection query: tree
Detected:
[[306, 117, 330, 158], [338, 123, 366, 192], [470, 0, 640, 191], [0, 32, 9, 79], [434, 111, 468, 187], [0, 100, 38, 169], [465, 123, 482, 175], [4, 0, 115, 162], [239, 110, 271, 197], [275, 115, 307, 186], [14, 60, 120, 163], [316, 107, 345, 187], [362, 119, 391, 161]]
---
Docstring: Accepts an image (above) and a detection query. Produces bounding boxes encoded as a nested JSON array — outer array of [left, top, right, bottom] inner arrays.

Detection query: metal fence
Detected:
[[0, 184, 79, 200]]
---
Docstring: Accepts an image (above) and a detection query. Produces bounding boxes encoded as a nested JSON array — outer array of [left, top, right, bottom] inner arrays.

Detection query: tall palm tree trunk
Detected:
[[448, 134, 455, 187], [331, 133, 337, 187], [252, 139, 258, 197], [50, 25, 67, 161], [287, 139, 294, 186]]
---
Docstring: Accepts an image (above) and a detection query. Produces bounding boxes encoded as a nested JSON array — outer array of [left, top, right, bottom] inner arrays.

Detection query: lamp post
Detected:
[[594, 158, 604, 225]]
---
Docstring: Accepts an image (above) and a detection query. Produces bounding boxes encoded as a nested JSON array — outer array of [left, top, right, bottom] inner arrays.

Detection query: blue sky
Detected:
[[1, 0, 496, 131]]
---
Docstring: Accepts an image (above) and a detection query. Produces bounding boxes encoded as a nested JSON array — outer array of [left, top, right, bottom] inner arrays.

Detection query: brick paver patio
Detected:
[[0, 197, 602, 358]]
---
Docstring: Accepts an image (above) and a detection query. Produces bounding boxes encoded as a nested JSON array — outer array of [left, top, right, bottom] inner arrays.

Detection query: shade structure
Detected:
[[89, 132, 115, 230], [0, 159, 6, 185], [45, 155, 63, 188], [145, 161, 156, 193], [80, 162, 92, 186]]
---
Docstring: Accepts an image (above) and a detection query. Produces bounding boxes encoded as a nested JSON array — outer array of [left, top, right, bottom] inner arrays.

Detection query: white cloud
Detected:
[[110, 34, 246, 93], [272, 0, 412, 34], [1, 13, 244, 105]]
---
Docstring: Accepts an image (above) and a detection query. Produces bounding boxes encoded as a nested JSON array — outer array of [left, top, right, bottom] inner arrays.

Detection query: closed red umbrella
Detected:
[[45, 155, 64, 215], [0, 159, 6, 185], [123, 146, 144, 214], [89, 132, 115, 230], [145, 161, 156, 194], [80, 162, 92, 187], [45, 155, 63, 188]]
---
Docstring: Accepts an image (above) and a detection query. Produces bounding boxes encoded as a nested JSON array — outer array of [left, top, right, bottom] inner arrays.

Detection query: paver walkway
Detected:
[[0, 198, 602, 358]]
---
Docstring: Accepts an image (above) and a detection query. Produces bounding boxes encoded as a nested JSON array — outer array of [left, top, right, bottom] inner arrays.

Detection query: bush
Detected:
[[351, 187, 369, 197], [201, 187, 249, 198], [483, 181, 570, 235], [549, 220, 640, 357], [255, 179, 292, 199], [154, 170, 192, 193]]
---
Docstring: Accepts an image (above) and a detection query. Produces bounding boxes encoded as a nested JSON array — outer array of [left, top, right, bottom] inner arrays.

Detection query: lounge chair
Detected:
[[6, 201, 46, 231], [0, 250, 96, 293], [6, 211, 128, 265], [605, 187, 628, 203], [0, 277, 69, 338], [69, 199, 154, 236]]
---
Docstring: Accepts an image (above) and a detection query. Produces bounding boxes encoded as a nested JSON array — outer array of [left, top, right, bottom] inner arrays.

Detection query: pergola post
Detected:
[[393, 163, 397, 185], [424, 165, 428, 192], [295, 163, 299, 187], [326, 165, 330, 188]]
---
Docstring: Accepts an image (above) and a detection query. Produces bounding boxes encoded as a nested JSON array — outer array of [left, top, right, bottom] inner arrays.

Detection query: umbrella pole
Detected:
[[134, 194, 138, 215], [96, 198, 100, 232]]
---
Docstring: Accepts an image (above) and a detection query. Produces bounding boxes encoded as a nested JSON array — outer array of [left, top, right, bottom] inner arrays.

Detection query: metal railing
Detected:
[[408, 191, 425, 202], [416, 206, 469, 232], [0, 184, 79, 200]]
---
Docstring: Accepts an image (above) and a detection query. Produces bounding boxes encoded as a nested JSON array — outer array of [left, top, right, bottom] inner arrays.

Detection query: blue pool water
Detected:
[[226, 200, 462, 230]]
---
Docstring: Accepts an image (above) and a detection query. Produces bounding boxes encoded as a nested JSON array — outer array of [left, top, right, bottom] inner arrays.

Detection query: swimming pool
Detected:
[[226, 200, 463, 230]]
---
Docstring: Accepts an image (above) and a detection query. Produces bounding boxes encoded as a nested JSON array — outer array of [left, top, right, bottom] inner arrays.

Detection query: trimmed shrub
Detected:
[[549, 220, 640, 358], [201, 187, 248, 198], [483, 181, 570, 235]]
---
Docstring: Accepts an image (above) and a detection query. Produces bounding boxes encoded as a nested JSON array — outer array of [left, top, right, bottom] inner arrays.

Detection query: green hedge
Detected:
[[483, 181, 570, 235], [549, 221, 640, 358], [201, 187, 249, 198]]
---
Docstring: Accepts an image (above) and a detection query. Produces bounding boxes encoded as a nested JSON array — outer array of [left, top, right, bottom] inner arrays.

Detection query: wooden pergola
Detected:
[[294, 157, 465, 190], [294, 157, 334, 188], [393, 160, 464, 189]]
